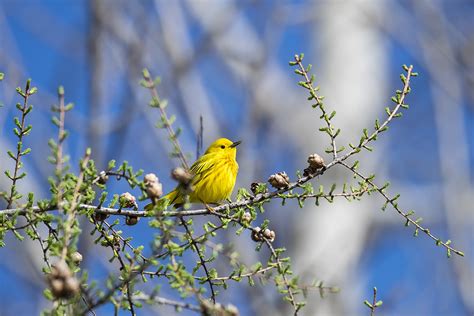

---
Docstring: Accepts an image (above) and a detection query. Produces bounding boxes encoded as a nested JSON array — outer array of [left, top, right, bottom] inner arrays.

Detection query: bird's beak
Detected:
[[230, 140, 242, 148]]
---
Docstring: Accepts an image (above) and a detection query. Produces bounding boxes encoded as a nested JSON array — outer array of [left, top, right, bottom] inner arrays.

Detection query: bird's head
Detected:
[[205, 138, 241, 158]]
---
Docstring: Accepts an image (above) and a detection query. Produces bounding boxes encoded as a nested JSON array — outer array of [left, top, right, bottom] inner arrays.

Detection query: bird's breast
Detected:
[[194, 156, 238, 203]]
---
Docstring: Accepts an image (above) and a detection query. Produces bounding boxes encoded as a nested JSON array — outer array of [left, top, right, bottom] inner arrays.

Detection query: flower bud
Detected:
[[147, 182, 163, 199], [251, 227, 263, 242], [307, 154, 325, 170], [144, 173, 163, 201], [71, 252, 83, 265], [120, 192, 138, 208], [268, 172, 290, 189], [263, 229, 276, 242], [171, 167, 193, 185], [144, 173, 159, 185], [241, 212, 251, 223]]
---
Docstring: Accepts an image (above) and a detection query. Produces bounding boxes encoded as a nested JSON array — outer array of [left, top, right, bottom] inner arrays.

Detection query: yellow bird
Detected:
[[160, 138, 240, 207]]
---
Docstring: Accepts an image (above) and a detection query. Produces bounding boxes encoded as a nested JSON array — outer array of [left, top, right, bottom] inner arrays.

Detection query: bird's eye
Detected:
[[220, 145, 225, 149]]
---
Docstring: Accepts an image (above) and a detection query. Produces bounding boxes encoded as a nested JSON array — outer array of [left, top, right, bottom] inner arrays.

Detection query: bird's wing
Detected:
[[189, 153, 220, 185]]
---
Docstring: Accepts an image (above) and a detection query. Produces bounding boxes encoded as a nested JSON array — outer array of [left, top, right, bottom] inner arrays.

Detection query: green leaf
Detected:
[[28, 87, 38, 95], [43, 289, 54, 300]]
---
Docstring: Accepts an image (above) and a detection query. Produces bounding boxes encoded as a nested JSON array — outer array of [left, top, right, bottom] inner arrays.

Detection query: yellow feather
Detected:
[[152, 138, 240, 208]]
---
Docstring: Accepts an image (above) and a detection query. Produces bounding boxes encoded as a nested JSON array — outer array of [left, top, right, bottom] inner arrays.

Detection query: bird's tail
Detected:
[[144, 189, 180, 211]]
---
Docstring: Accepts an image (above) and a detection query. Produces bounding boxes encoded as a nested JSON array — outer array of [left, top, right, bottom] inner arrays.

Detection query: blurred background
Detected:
[[0, 0, 473, 315]]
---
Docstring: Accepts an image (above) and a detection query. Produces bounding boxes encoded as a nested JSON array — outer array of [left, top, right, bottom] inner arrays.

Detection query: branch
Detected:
[[364, 287, 383, 316], [180, 218, 216, 303], [60, 150, 91, 260], [3, 79, 35, 208], [91, 217, 136, 315], [141, 69, 189, 169], [131, 293, 201, 312], [54, 86, 67, 212], [293, 54, 339, 159], [340, 161, 464, 257], [340, 64, 415, 160], [264, 239, 303, 315]]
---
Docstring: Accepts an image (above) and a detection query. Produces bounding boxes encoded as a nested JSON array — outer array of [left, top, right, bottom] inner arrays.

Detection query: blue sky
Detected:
[[0, 1, 473, 315]]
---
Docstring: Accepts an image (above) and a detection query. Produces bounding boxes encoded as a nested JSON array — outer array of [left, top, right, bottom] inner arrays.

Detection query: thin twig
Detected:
[[364, 287, 382, 316], [264, 239, 301, 315], [4, 81, 33, 208], [340, 161, 464, 257], [55, 86, 66, 213], [371, 287, 378, 316], [196, 115, 203, 159], [142, 71, 189, 169], [294, 54, 338, 159], [180, 218, 216, 303], [340, 65, 414, 161], [142, 70, 217, 303], [131, 293, 201, 312], [92, 218, 136, 315], [60, 151, 91, 260]]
